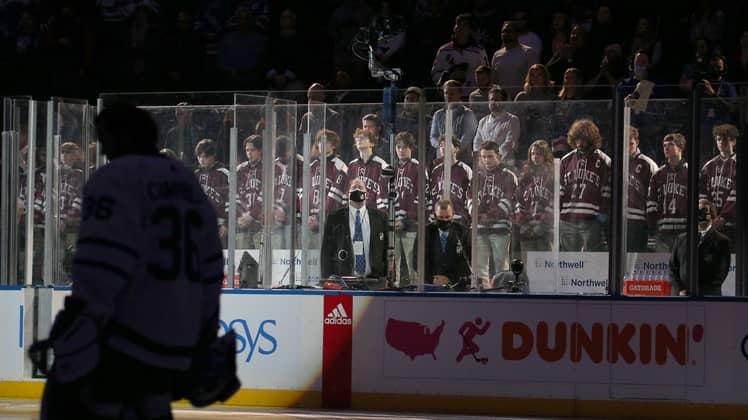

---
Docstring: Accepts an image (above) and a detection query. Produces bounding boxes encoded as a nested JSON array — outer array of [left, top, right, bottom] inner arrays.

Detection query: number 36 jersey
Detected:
[[71, 155, 223, 370]]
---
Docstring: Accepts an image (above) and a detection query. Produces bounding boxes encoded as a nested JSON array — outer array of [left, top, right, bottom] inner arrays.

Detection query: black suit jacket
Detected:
[[321, 206, 389, 278], [421, 222, 472, 285], [669, 228, 730, 296]]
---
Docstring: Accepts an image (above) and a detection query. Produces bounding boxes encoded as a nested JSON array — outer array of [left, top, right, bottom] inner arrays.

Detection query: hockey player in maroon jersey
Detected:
[[37, 102, 227, 419], [627, 127, 658, 252], [559, 119, 611, 252], [348, 128, 390, 213], [699, 123, 737, 249], [475, 141, 517, 284], [194, 139, 229, 244], [647, 133, 689, 252], [236, 135, 264, 249], [308, 130, 349, 236], [392, 132, 423, 286], [58, 142, 85, 281], [516, 140, 555, 263], [428, 134, 473, 226]]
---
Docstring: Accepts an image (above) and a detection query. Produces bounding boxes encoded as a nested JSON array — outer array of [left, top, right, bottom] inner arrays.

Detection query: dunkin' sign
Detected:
[[382, 300, 706, 385]]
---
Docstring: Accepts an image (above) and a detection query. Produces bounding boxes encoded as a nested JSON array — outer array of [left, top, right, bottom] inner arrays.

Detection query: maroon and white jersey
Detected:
[[394, 158, 424, 230], [430, 40, 489, 97], [195, 162, 229, 225], [628, 149, 658, 222], [428, 160, 473, 224], [72, 155, 222, 369], [32, 166, 83, 228], [309, 155, 348, 217], [647, 161, 689, 233], [59, 166, 84, 227], [348, 154, 390, 212], [19, 169, 46, 224], [476, 165, 517, 232], [236, 159, 263, 232], [516, 164, 554, 224], [274, 156, 300, 218], [699, 154, 736, 226], [559, 149, 611, 221]]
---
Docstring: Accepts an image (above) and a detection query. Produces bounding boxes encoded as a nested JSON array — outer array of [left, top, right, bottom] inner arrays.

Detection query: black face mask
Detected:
[[349, 190, 366, 203], [436, 219, 452, 230]]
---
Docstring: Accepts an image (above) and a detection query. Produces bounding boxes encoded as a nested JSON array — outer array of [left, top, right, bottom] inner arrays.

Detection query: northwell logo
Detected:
[[325, 303, 352, 325]]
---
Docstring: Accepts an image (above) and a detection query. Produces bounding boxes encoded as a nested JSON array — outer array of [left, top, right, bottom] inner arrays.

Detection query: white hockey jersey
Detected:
[[71, 155, 223, 370]]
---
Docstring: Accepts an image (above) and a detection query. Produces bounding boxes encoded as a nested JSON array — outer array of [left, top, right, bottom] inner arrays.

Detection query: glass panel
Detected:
[[234, 95, 298, 289], [622, 99, 691, 297], [47, 98, 90, 285], [230, 99, 267, 289], [697, 96, 738, 296]]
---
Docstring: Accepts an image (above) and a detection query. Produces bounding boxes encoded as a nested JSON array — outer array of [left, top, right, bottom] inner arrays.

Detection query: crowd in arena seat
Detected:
[[1, 0, 747, 101]]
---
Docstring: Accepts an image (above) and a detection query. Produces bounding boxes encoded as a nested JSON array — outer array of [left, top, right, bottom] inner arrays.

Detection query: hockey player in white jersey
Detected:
[[35, 102, 233, 419]]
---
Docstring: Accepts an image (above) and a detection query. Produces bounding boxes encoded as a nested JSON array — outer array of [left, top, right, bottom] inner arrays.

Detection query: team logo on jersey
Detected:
[[325, 302, 352, 325]]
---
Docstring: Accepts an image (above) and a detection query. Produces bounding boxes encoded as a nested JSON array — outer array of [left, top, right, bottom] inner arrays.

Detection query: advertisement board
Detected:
[[224, 249, 322, 288], [525, 252, 608, 294], [623, 253, 736, 296]]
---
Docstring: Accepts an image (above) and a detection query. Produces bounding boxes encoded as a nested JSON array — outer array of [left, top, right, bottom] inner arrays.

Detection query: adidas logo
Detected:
[[324, 303, 352, 325]]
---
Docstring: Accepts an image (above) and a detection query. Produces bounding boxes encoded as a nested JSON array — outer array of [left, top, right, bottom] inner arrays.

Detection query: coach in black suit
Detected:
[[422, 199, 472, 288], [321, 177, 389, 278], [669, 199, 731, 296]]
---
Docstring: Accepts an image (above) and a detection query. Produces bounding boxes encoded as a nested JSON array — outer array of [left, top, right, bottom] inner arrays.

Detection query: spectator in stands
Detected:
[[266, 8, 307, 91], [647, 133, 689, 252], [363, 113, 390, 163], [428, 135, 472, 227], [516, 140, 555, 264], [469, 0, 502, 54], [669, 199, 730, 296], [546, 24, 596, 86], [475, 141, 517, 285], [163, 9, 207, 90], [618, 50, 655, 98], [689, 3, 726, 52], [698, 54, 737, 98], [217, 6, 267, 88], [236, 135, 264, 249], [727, 29, 748, 83], [542, 11, 571, 63], [588, 4, 622, 61], [298, 83, 343, 157], [370, 0, 407, 68], [392, 132, 422, 286], [430, 13, 489, 98], [588, 43, 628, 98], [514, 10, 542, 60], [348, 128, 390, 213], [699, 123, 737, 250], [514, 64, 556, 101], [559, 119, 611, 252], [468, 65, 497, 119], [627, 127, 659, 252], [558, 67, 587, 100], [163, 102, 206, 168], [473, 87, 520, 169], [396, 86, 431, 159], [430, 80, 478, 164], [194, 139, 229, 245], [626, 16, 663, 78], [492, 20, 539, 99], [679, 37, 713, 94]]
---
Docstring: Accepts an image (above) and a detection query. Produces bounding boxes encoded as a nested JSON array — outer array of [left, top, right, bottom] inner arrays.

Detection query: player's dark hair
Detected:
[[195, 139, 217, 157], [243, 134, 263, 150], [95, 102, 158, 159]]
